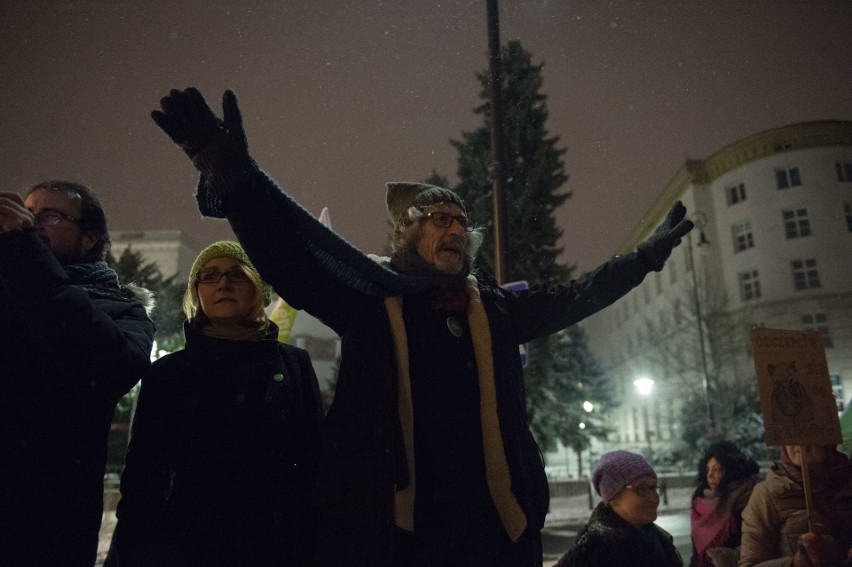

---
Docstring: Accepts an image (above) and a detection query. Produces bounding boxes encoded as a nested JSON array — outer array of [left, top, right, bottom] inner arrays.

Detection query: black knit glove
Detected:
[[152, 88, 258, 202], [636, 201, 694, 271]]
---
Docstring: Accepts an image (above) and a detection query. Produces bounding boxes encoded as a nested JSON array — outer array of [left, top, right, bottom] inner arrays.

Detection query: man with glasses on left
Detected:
[[0, 181, 156, 566]]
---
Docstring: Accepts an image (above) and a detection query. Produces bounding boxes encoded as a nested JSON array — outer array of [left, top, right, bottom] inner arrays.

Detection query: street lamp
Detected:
[[686, 211, 717, 439], [633, 377, 654, 454], [578, 401, 594, 477]]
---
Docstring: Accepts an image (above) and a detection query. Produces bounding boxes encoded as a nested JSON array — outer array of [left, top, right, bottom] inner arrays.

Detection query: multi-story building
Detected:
[[577, 120, 852, 462], [110, 229, 198, 279]]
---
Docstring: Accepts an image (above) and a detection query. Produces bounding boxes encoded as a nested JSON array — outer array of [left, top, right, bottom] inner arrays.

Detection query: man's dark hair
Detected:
[[692, 440, 760, 505], [26, 180, 111, 261]]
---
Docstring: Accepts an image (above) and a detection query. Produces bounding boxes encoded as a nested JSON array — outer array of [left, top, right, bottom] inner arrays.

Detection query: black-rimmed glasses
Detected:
[[624, 484, 661, 497], [196, 269, 252, 284], [33, 210, 78, 226], [423, 211, 475, 231]]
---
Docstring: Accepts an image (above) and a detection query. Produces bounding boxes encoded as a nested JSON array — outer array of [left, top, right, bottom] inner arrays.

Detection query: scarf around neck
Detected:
[[778, 449, 852, 489], [64, 260, 138, 305], [385, 275, 527, 543], [200, 320, 272, 342], [691, 493, 732, 563], [390, 250, 470, 313]]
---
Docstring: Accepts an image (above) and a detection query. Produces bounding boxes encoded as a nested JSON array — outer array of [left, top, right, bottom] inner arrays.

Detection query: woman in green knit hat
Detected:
[[106, 241, 323, 567]]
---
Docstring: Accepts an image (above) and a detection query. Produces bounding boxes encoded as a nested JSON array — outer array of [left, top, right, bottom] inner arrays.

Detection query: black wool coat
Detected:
[[105, 322, 323, 567], [0, 229, 155, 567], [205, 171, 655, 567], [556, 502, 683, 567]]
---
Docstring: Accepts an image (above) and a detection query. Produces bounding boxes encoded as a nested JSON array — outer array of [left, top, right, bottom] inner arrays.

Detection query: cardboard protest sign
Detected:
[[751, 326, 841, 446]]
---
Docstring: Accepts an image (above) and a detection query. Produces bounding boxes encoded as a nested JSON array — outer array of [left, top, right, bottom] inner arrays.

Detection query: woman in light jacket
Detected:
[[739, 444, 852, 567]]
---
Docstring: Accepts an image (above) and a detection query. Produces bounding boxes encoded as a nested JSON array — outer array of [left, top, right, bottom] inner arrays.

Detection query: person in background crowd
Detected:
[[0, 181, 155, 567], [105, 241, 323, 567], [149, 86, 693, 567], [556, 450, 683, 567], [739, 444, 852, 567], [690, 441, 761, 567]]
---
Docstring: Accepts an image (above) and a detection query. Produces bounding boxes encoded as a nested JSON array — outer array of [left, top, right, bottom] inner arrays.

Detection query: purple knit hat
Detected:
[[592, 450, 656, 505]]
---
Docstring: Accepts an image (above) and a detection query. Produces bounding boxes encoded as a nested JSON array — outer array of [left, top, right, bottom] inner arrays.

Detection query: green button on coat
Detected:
[[272, 373, 284, 383]]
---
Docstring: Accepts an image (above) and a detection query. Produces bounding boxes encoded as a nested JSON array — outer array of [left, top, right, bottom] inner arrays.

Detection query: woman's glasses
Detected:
[[196, 269, 251, 284]]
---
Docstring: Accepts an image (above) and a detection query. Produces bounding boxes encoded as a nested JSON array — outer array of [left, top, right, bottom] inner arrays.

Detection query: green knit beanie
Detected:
[[188, 241, 272, 306]]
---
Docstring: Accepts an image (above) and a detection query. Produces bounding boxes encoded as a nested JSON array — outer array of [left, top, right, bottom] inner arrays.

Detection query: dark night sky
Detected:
[[2, 1, 851, 272]]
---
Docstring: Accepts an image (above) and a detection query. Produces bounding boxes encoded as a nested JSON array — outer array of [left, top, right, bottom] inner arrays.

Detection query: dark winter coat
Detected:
[[0, 228, 155, 567], [105, 322, 323, 567], [739, 451, 852, 567], [207, 172, 654, 566], [556, 502, 683, 567]]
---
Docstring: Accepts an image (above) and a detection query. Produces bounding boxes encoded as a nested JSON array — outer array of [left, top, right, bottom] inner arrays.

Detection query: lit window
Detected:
[[726, 182, 747, 205], [791, 259, 821, 290], [739, 270, 761, 301], [776, 167, 802, 189], [732, 221, 755, 252], [783, 208, 812, 239]]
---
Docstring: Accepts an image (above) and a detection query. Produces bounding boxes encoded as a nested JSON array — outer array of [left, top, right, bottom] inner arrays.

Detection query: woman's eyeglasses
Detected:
[[423, 211, 475, 231], [33, 210, 77, 226], [624, 484, 661, 497], [196, 269, 251, 284]]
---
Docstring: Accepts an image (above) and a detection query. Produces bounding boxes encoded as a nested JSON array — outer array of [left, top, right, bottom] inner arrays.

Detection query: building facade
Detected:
[[578, 120, 852, 462], [110, 229, 198, 279]]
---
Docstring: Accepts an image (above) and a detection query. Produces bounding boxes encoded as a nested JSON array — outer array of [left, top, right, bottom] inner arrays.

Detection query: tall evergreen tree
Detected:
[[452, 40, 570, 282], [445, 40, 618, 452], [553, 326, 617, 473], [107, 246, 186, 352]]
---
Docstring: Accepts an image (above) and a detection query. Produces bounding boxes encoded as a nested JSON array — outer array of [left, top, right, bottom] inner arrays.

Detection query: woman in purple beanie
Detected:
[[555, 450, 683, 567]]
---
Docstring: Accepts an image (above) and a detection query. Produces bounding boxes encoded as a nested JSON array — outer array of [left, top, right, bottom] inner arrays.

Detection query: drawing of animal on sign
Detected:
[[751, 326, 841, 447], [769, 361, 817, 437]]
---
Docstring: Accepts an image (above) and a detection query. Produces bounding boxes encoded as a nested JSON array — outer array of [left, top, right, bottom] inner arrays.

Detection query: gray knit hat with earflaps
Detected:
[[386, 182, 467, 233]]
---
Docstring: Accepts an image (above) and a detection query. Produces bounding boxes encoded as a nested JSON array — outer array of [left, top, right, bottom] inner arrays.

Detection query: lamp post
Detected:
[[686, 211, 717, 439], [633, 377, 654, 454], [579, 400, 593, 477]]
